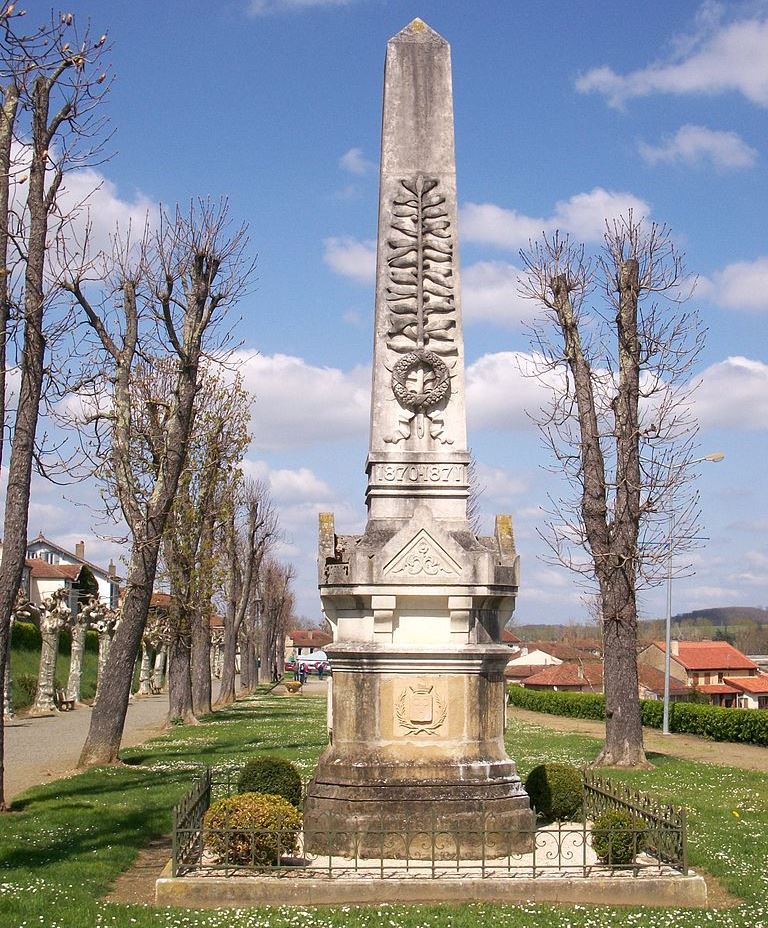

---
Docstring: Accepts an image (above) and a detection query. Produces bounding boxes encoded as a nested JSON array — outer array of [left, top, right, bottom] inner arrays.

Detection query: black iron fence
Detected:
[[583, 770, 687, 873], [170, 768, 688, 879]]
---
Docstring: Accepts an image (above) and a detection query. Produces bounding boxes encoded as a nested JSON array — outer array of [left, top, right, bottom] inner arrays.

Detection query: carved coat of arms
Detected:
[[395, 682, 447, 736]]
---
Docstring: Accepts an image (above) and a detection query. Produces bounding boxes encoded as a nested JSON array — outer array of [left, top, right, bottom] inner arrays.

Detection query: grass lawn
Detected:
[[0, 694, 767, 927], [9, 625, 101, 711]]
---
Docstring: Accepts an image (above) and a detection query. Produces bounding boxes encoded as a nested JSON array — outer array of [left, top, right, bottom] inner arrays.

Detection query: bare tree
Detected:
[[259, 559, 295, 684], [65, 200, 253, 765], [0, 8, 109, 806], [215, 479, 277, 706], [519, 214, 704, 767]]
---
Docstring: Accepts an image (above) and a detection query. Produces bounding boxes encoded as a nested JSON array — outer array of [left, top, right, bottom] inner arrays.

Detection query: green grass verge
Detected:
[[9, 626, 101, 711], [0, 695, 766, 926]]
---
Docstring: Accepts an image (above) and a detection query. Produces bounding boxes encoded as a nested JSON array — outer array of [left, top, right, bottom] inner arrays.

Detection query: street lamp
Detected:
[[662, 452, 725, 735]]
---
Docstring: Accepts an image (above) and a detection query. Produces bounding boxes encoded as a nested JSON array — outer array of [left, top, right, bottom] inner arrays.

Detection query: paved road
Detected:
[[508, 705, 768, 773], [4, 693, 170, 801]]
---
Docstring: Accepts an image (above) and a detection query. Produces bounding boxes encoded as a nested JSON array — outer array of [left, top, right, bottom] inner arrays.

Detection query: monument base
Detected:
[[303, 643, 535, 858], [304, 787, 535, 858]]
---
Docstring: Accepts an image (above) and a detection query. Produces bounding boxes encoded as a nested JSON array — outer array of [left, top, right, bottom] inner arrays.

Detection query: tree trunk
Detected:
[[166, 629, 196, 726], [30, 627, 59, 715], [0, 76, 54, 808], [259, 628, 273, 685], [190, 610, 211, 716], [2, 624, 13, 721], [594, 577, 648, 767], [137, 641, 153, 696], [79, 544, 160, 766], [67, 623, 88, 704], [94, 630, 111, 705], [239, 628, 253, 692], [215, 618, 240, 707], [152, 646, 167, 691]]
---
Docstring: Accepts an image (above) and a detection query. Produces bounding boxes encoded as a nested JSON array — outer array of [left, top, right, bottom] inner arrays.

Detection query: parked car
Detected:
[[286, 651, 330, 675]]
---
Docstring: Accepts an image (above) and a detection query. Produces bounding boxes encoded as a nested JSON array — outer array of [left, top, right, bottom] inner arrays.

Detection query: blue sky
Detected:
[[23, 0, 768, 625]]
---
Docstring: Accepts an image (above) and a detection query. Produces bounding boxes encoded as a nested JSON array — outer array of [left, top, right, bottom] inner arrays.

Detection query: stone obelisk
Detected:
[[305, 19, 534, 855]]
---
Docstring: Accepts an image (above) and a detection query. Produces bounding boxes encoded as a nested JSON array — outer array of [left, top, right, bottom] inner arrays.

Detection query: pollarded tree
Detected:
[[519, 214, 704, 767], [64, 200, 254, 765]]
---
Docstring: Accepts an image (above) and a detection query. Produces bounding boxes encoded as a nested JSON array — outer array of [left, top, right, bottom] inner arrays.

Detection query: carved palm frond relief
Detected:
[[386, 176, 456, 357]]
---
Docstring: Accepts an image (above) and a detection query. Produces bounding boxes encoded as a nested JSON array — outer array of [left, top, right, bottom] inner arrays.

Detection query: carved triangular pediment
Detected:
[[383, 529, 461, 580]]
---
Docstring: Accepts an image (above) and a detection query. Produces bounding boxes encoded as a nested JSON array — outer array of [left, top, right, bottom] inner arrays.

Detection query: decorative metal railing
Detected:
[[170, 767, 688, 879], [583, 771, 687, 873]]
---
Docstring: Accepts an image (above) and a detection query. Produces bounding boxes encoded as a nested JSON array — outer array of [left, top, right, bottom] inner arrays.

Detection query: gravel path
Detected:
[[4, 693, 170, 801], [508, 705, 768, 772]]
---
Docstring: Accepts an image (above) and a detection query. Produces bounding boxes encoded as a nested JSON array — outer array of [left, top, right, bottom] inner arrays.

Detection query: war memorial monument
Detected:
[[304, 17, 536, 853]]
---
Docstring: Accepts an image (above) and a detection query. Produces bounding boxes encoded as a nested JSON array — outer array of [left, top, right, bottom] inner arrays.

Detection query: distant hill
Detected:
[[512, 607, 768, 644], [665, 607, 768, 627]]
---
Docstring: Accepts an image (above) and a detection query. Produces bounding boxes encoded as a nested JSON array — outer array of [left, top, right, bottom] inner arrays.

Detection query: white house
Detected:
[[24, 534, 121, 613]]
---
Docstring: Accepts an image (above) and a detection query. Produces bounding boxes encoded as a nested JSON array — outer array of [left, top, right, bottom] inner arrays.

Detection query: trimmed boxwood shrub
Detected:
[[591, 809, 647, 865], [237, 756, 303, 808], [507, 684, 768, 746], [524, 763, 583, 821], [204, 792, 302, 865]]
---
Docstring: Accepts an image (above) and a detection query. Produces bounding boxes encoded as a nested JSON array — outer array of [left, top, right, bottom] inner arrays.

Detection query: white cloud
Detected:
[[248, 0, 355, 15], [474, 464, 527, 505], [323, 237, 376, 283], [461, 188, 650, 249], [460, 203, 544, 250], [576, 15, 768, 107], [639, 124, 757, 169], [9, 143, 155, 273], [462, 261, 534, 326], [707, 257, 768, 311], [57, 167, 156, 257], [339, 147, 375, 176], [269, 467, 334, 502], [696, 356, 768, 430], [242, 458, 335, 503], [236, 351, 370, 451], [465, 351, 551, 431]]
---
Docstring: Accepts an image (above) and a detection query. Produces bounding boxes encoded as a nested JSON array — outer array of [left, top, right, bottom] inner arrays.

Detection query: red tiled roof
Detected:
[[289, 629, 332, 647], [697, 683, 740, 695], [523, 661, 604, 689], [523, 641, 600, 661], [504, 664, 539, 680], [637, 665, 690, 696], [26, 559, 81, 581], [724, 675, 768, 694], [150, 592, 172, 608], [27, 533, 122, 582], [501, 629, 521, 643], [655, 641, 757, 672]]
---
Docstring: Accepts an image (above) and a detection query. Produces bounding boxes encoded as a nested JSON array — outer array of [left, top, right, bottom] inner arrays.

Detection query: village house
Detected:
[[638, 640, 768, 708], [515, 659, 692, 701], [285, 627, 333, 662], [23, 534, 121, 615], [504, 640, 601, 684]]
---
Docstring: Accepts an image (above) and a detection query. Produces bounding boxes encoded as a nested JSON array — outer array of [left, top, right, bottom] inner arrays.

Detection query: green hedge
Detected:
[[11, 620, 41, 650], [507, 684, 768, 746]]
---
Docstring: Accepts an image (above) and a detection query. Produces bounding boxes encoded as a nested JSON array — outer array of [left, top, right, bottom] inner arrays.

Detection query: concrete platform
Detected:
[[155, 860, 708, 909]]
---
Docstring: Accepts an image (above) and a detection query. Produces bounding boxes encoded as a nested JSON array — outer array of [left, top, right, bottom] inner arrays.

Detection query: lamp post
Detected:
[[662, 452, 725, 735]]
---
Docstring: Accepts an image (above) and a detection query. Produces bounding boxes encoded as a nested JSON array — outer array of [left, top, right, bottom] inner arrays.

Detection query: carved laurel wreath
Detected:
[[391, 348, 451, 412], [395, 687, 448, 736]]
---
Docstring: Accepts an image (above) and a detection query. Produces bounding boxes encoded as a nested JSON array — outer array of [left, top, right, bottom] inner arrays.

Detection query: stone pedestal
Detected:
[[305, 19, 535, 857], [305, 644, 532, 857]]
